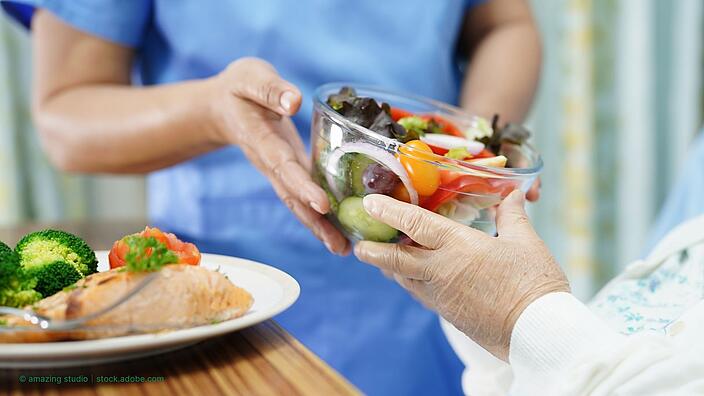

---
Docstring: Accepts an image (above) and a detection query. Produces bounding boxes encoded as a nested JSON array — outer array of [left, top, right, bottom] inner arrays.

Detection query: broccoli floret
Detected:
[[16, 229, 97, 277], [0, 241, 41, 307], [27, 260, 83, 297]]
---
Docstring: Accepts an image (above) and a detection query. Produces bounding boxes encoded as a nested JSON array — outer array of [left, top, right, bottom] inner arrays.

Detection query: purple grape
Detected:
[[362, 163, 400, 194]]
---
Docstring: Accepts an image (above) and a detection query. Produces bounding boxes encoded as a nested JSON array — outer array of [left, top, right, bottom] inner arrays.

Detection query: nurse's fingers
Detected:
[[526, 177, 541, 202], [269, 177, 350, 255], [247, 122, 329, 215], [361, 194, 480, 249], [228, 57, 302, 116], [277, 117, 310, 171], [354, 241, 433, 281], [495, 190, 538, 241]]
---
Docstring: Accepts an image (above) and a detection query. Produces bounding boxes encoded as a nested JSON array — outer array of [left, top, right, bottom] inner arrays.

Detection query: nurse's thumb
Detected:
[[495, 190, 538, 241], [229, 58, 302, 116]]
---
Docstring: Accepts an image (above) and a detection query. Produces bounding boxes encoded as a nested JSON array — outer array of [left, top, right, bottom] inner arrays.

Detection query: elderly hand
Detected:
[[209, 57, 349, 255], [353, 191, 569, 360]]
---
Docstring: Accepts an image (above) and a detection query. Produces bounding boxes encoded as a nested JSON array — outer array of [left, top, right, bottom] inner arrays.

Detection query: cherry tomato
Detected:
[[398, 140, 441, 197], [108, 227, 201, 269]]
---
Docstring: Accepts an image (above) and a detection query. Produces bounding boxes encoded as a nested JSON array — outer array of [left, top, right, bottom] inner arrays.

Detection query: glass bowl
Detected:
[[310, 83, 542, 242]]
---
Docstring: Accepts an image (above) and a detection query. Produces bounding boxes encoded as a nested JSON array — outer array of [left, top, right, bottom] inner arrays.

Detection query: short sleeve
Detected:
[[465, 0, 488, 9], [1, 0, 152, 48]]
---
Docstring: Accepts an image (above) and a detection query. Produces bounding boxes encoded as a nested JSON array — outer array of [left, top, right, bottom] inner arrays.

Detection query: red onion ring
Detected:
[[324, 142, 419, 205]]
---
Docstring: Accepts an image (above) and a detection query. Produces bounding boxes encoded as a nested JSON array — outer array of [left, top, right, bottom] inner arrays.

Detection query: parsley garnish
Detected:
[[124, 236, 178, 272]]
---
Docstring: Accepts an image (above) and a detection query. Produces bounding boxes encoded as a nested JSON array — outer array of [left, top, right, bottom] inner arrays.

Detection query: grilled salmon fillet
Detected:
[[0, 265, 253, 343]]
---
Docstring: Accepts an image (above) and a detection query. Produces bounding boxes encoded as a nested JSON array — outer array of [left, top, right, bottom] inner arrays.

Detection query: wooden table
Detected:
[[0, 222, 359, 396]]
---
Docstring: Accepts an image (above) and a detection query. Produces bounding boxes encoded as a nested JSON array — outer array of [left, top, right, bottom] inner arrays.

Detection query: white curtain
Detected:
[[0, 15, 146, 227], [529, 0, 703, 299]]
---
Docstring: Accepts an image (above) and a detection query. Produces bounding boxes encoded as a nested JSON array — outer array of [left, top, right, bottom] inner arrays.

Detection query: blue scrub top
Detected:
[[3, 1, 485, 394]]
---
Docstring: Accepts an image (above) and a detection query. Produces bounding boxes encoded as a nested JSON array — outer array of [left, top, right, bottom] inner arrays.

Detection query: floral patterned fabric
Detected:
[[590, 217, 704, 335]]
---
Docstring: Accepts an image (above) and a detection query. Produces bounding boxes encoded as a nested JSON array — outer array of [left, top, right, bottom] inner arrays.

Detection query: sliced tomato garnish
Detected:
[[108, 239, 128, 269], [108, 227, 201, 270], [169, 239, 201, 266], [141, 226, 169, 246]]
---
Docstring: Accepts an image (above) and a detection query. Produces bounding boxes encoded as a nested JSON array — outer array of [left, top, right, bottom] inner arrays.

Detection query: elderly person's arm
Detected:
[[354, 193, 704, 394]]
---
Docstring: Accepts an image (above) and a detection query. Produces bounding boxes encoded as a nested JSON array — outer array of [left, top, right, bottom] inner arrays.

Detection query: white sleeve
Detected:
[[440, 318, 512, 395], [509, 292, 704, 395]]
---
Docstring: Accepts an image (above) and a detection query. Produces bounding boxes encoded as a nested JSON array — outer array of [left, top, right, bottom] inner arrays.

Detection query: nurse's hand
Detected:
[[209, 58, 349, 255], [353, 191, 569, 360], [526, 177, 541, 201]]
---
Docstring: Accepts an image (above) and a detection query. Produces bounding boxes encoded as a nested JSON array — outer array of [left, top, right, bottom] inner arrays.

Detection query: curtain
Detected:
[[0, 15, 145, 227], [529, 0, 704, 299]]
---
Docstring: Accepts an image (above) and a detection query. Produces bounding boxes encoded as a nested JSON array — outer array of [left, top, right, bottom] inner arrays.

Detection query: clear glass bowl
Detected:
[[310, 83, 543, 242]]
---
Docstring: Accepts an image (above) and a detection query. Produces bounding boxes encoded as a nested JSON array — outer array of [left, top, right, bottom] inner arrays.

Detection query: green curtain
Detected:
[[529, 0, 704, 298], [0, 15, 145, 227]]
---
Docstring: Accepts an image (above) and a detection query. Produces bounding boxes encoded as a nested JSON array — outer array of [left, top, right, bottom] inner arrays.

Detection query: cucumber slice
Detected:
[[337, 197, 398, 242], [344, 154, 376, 196]]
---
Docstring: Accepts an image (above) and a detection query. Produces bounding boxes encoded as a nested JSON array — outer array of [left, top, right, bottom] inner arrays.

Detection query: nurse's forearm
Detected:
[[32, 10, 224, 174], [34, 80, 223, 173], [459, 3, 541, 123]]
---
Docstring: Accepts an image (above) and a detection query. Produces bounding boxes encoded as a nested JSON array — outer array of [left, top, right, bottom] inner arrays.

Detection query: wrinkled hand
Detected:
[[354, 191, 569, 360], [208, 57, 349, 255]]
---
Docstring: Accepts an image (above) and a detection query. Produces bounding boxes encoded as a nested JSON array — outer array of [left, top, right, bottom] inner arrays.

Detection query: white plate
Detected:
[[0, 251, 300, 368]]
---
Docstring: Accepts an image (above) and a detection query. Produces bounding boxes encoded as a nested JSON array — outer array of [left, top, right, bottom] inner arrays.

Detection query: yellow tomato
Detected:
[[398, 140, 441, 196]]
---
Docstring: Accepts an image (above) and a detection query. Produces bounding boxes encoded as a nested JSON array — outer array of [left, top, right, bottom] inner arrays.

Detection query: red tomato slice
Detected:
[[108, 239, 128, 269], [108, 227, 201, 269], [390, 107, 414, 122], [424, 115, 463, 137], [170, 239, 201, 266], [439, 170, 462, 185], [488, 179, 521, 198], [141, 226, 169, 246], [473, 149, 496, 159], [421, 175, 493, 212], [428, 144, 449, 156], [390, 107, 464, 138]]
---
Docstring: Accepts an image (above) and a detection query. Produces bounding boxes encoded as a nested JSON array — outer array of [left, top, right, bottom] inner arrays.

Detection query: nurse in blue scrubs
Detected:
[[2, 1, 542, 394]]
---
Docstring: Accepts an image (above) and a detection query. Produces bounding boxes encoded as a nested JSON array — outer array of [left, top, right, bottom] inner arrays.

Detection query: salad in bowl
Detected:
[[310, 83, 542, 242]]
